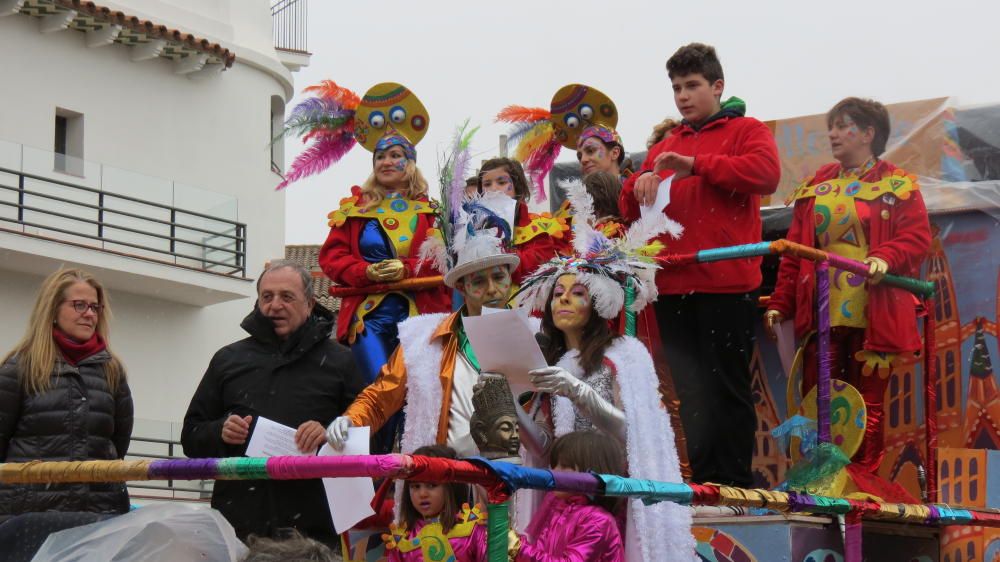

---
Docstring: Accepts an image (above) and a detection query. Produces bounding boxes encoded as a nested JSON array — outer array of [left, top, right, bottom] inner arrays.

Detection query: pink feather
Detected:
[[275, 131, 356, 190], [524, 137, 560, 202]]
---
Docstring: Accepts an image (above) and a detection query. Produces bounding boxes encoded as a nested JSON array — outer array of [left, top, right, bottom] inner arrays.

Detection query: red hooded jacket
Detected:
[[620, 115, 780, 294]]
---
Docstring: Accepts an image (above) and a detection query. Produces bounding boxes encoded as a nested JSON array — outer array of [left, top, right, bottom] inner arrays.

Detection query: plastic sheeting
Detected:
[[30, 504, 248, 562]]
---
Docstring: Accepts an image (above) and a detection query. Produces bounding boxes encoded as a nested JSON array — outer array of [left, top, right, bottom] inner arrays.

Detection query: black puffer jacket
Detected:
[[181, 304, 364, 543], [0, 351, 134, 520]]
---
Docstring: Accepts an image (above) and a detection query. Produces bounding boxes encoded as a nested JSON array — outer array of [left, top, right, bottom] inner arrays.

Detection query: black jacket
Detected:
[[0, 350, 133, 520], [181, 304, 364, 542]]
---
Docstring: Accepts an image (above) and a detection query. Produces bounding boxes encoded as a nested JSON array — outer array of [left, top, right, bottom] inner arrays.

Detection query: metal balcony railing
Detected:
[[126, 436, 213, 502], [271, 0, 308, 53], [0, 142, 247, 277]]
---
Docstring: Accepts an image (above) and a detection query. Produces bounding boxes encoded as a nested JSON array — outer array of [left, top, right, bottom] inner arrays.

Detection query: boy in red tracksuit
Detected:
[[620, 43, 780, 487]]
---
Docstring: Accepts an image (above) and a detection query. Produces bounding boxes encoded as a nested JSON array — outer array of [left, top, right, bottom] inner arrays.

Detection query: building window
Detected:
[[941, 460, 950, 503], [889, 375, 900, 428], [903, 372, 913, 425], [970, 458, 979, 503], [955, 458, 963, 504], [967, 543, 974, 561], [54, 108, 84, 176], [270, 95, 285, 175]]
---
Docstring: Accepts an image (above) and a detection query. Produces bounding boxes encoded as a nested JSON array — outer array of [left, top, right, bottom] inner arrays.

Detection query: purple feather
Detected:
[[448, 149, 472, 220], [276, 130, 356, 190]]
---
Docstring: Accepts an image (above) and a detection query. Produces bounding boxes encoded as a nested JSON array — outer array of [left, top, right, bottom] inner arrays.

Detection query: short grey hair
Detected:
[[241, 531, 341, 562], [257, 260, 315, 301]]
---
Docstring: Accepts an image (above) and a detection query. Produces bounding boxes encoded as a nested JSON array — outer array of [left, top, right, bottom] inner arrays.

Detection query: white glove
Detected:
[[529, 367, 626, 442], [326, 416, 353, 450]]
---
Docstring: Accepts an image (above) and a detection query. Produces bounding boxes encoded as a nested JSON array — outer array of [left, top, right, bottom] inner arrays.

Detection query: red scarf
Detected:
[[52, 327, 107, 366]]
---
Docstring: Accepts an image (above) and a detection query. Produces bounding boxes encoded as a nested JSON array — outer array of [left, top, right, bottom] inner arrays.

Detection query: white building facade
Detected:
[[0, 0, 308, 468]]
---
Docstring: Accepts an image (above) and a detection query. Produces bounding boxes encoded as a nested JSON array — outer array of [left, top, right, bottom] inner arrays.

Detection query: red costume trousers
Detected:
[[802, 327, 889, 471]]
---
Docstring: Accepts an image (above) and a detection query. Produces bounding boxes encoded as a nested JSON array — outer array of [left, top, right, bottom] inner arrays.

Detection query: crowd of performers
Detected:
[[0, 42, 933, 561]]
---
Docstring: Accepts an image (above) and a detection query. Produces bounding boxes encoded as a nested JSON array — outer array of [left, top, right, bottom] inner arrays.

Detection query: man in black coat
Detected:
[[182, 260, 365, 545]]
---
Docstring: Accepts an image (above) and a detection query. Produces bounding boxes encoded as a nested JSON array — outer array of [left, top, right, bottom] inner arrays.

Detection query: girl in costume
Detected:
[[384, 445, 487, 562], [278, 80, 451, 454], [765, 97, 931, 472], [477, 157, 568, 284], [515, 182, 694, 561], [511, 431, 626, 562]]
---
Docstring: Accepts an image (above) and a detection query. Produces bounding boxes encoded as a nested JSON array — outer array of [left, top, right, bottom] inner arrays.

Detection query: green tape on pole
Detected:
[[217, 457, 268, 480], [883, 274, 936, 298], [486, 502, 509, 562]]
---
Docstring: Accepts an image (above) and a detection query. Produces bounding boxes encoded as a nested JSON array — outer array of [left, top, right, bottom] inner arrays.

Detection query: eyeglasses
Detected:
[[66, 300, 104, 315]]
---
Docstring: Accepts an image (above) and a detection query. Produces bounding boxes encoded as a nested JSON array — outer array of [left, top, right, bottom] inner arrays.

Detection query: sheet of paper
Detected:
[[245, 416, 310, 458], [463, 309, 548, 395], [775, 320, 796, 377], [318, 426, 376, 533], [640, 175, 673, 219]]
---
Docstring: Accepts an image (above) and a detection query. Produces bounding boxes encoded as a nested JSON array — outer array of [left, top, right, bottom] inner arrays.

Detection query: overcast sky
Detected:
[[283, 0, 1000, 244]]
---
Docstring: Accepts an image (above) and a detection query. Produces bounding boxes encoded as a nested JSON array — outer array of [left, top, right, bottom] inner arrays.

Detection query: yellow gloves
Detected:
[[365, 259, 406, 282], [863, 257, 889, 285], [854, 350, 896, 379]]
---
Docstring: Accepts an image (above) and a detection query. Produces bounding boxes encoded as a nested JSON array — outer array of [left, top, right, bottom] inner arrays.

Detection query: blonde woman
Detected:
[[0, 268, 133, 521], [316, 83, 450, 454]]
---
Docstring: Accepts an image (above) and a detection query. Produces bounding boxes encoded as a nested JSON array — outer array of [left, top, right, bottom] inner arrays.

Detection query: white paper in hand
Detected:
[[318, 426, 376, 533], [640, 175, 673, 219], [245, 417, 310, 457], [463, 309, 548, 395], [775, 320, 797, 377]]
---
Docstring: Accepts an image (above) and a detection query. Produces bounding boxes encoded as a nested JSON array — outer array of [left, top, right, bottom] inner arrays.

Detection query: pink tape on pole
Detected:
[[266, 454, 406, 480]]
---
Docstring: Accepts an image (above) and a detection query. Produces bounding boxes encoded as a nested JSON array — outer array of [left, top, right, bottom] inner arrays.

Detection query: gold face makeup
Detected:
[[551, 273, 592, 333]]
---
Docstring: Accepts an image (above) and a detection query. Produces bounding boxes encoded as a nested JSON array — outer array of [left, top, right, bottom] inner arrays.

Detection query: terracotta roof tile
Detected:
[[53, 0, 236, 68]]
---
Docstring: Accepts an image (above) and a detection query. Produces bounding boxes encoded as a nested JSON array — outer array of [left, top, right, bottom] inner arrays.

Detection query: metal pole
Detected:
[[499, 134, 508, 158]]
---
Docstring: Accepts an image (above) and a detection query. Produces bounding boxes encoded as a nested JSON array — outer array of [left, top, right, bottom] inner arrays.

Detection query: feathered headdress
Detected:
[[439, 119, 480, 228], [274, 81, 430, 190], [274, 80, 361, 190], [515, 179, 683, 319], [496, 84, 622, 202], [419, 191, 520, 288]]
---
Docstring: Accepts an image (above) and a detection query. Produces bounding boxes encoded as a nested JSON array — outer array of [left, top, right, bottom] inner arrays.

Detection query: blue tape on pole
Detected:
[[466, 457, 555, 493], [697, 242, 773, 263], [598, 474, 694, 506]]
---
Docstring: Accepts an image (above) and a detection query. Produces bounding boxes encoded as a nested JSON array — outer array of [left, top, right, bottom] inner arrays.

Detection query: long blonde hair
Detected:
[[3, 268, 125, 395], [359, 159, 430, 210]]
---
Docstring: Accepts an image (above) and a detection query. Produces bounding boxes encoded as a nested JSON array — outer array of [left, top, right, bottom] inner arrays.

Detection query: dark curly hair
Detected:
[[666, 43, 724, 83], [479, 157, 532, 202], [826, 97, 892, 157]]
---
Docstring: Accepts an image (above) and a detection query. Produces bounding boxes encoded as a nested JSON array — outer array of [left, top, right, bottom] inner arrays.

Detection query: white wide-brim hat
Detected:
[[444, 253, 520, 288]]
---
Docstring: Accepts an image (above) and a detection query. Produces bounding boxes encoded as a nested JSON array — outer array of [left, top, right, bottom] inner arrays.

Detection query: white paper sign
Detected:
[[245, 417, 310, 458], [463, 309, 548, 395], [319, 426, 376, 533], [640, 175, 674, 219]]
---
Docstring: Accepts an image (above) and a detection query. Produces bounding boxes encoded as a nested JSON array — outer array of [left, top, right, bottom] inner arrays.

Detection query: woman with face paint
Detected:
[[514, 181, 692, 561], [766, 97, 931, 472], [282, 81, 452, 454]]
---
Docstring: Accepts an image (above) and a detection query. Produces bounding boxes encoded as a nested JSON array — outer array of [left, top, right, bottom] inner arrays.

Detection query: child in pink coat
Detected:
[[382, 445, 487, 562], [514, 431, 626, 562]]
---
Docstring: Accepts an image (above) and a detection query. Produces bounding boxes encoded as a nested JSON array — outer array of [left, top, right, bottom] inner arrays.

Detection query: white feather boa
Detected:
[[551, 336, 695, 562], [397, 313, 451, 454]]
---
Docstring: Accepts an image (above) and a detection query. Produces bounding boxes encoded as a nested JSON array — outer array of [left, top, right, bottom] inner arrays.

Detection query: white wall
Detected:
[[0, 6, 293, 428]]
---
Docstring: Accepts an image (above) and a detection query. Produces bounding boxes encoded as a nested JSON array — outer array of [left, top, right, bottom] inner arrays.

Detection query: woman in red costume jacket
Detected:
[[766, 97, 931, 471]]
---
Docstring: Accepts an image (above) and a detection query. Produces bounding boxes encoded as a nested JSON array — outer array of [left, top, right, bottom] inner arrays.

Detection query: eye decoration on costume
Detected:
[[369, 111, 386, 129], [549, 83, 619, 150], [354, 82, 430, 161], [389, 106, 407, 124]]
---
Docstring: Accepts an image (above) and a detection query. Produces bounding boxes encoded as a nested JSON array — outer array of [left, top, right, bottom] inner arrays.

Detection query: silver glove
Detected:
[[530, 367, 626, 442], [325, 416, 353, 450]]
